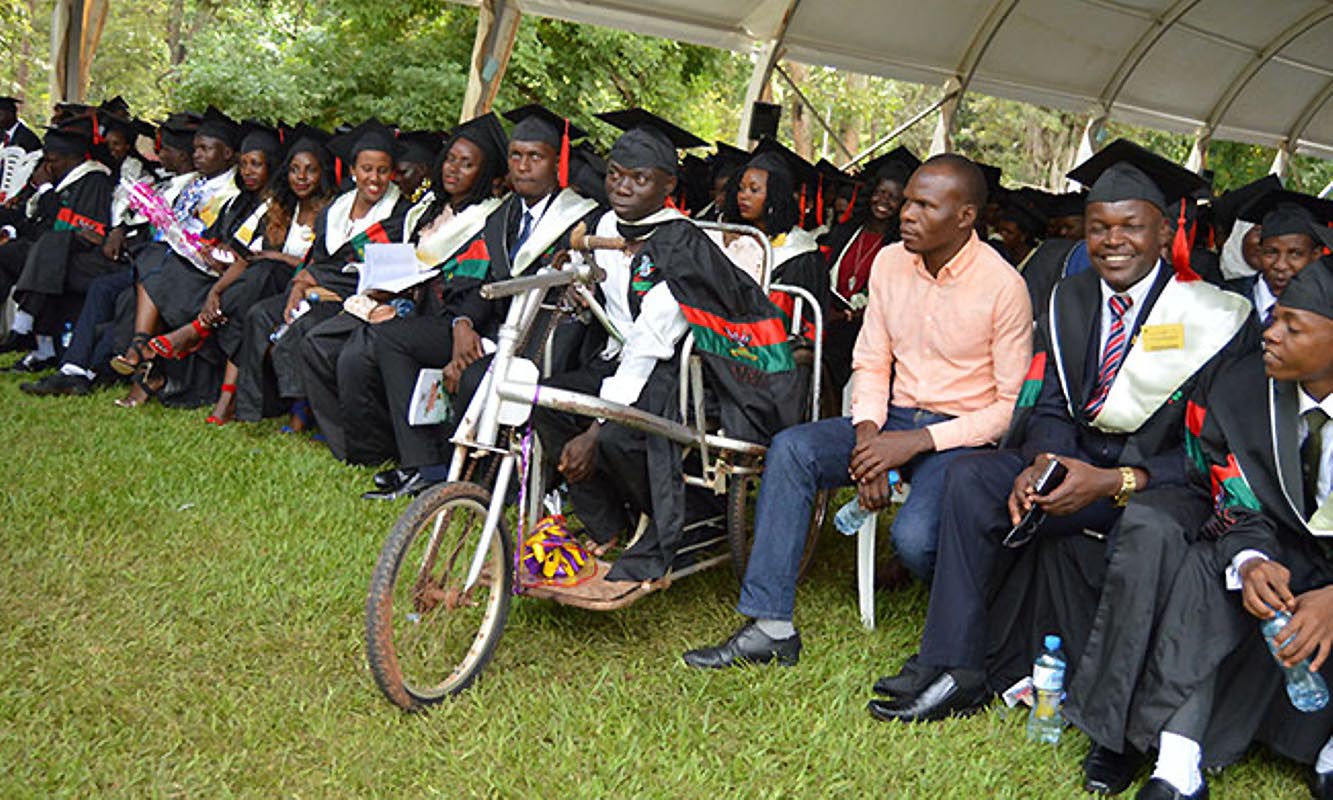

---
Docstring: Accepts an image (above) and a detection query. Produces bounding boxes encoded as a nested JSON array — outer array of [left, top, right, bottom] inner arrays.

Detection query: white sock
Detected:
[[31, 336, 55, 360], [11, 310, 33, 334], [60, 363, 93, 379], [1317, 735, 1333, 774], [754, 618, 796, 639], [1152, 731, 1203, 794]]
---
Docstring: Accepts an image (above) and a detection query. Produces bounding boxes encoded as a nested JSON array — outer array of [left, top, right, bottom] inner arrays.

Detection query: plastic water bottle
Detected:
[[59, 321, 73, 351], [1027, 634, 1066, 743], [1261, 611, 1330, 712], [834, 469, 900, 535]]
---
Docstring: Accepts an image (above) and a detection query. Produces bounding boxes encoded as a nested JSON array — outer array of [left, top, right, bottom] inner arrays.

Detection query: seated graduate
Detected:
[[992, 191, 1047, 268], [1019, 189, 1091, 315], [1069, 262, 1333, 800], [18, 115, 201, 397], [364, 104, 599, 499], [1044, 191, 1087, 241], [393, 130, 439, 207], [231, 119, 410, 427], [819, 148, 917, 397], [864, 140, 1256, 727], [1231, 190, 1333, 326], [0, 95, 44, 227], [0, 116, 113, 371], [106, 106, 242, 400], [693, 141, 747, 223], [1212, 175, 1282, 288], [682, 154, 1033, 669], [525, 108, 708, 555], [194, 124, 336, 424], [300, 113, 507, 464], [110, 119, 280, 397]]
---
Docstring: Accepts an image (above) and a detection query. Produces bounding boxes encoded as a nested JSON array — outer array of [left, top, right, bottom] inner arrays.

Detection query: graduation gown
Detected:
[[1112, 352, 1333, 766], [9, 159, 114, 329], [984, 263, 1257, 690], [819, 222, 897, 394], [600, 216, 808, 582]]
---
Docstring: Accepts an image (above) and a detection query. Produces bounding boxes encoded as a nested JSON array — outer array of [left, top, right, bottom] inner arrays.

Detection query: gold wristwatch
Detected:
[[1112, 466, 1137, 507]]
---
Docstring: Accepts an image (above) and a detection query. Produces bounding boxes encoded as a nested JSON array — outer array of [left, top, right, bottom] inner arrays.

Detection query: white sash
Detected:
[[322, 182, 403, 254], [510, 189, 597, 275], [414, 197, 502, 270], [404, 190, 436, 240], [54, 159, 111, 193]]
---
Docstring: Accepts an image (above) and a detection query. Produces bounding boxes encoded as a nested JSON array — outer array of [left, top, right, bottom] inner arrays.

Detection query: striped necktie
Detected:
[[1085, 294, 1133, 417]]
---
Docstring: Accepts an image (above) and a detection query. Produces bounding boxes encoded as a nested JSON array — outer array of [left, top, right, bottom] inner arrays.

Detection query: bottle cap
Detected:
[[1044, 634, 1061, 651]]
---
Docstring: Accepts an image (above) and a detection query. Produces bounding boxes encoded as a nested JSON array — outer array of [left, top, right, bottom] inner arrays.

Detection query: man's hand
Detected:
[[558, 424, 600, 484], [1240, 558, 1295, 619], [1275, 585, 1333, 671], [101, 228, 126, 261], [1033, 457, 1125, 517], [282, 285, 307, 323], [1008, 455, 1056, 526], [199, 289, 225, 327], [849, 427, 932, 484], [450, 319, 484, 369]]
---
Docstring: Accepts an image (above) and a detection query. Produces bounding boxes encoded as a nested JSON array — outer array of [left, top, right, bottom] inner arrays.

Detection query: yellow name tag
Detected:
[[1140, 323, 1185, 351]]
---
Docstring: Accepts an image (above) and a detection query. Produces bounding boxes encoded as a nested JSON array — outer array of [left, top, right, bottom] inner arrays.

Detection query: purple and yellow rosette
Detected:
[[522, 515, 594, 587]]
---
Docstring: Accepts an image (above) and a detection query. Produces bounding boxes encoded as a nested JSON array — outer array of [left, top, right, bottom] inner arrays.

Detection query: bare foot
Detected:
[[206, 386, 236, 425]]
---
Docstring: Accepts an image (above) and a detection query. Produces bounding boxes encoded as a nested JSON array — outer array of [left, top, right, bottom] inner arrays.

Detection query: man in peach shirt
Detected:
[[683, 154, 1033, 669]]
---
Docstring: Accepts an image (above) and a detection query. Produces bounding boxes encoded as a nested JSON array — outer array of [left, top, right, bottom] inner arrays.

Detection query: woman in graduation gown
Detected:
[[108, 122, 281, 403], [299, 114, 508, 463], [819, 166, 907, 396], [197, 127, 336, 424], [232, 121, 410, 426]]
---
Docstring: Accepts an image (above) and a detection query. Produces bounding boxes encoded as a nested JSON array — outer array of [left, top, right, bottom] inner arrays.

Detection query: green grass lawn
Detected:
[[0, 369, 1314, 798]]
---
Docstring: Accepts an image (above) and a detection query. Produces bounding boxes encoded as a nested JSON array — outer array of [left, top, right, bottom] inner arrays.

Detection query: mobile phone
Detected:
[[1001, 459, 1069, 548]]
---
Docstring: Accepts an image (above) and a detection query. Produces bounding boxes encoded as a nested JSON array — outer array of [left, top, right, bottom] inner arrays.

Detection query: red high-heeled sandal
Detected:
[[205, 382, 237, 425], [149, 319, 212, 360]]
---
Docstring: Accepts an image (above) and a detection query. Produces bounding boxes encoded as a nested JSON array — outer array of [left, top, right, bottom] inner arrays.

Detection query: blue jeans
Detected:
[[736, 405, 977, 622]]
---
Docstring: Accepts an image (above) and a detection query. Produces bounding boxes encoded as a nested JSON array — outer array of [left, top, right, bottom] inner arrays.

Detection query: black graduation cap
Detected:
[[597, 108, 706, 176], [238, 119, 282, 166], [329, 118, 398, 163], [975, 162, 1003, 202], [749, 137, 820, 224], [709, 141, 750, 182], [1213, 174, 1282, 233], [396, 130, 443, 166], [998, 194, 1048, 239], [567, 142, 608, 205], [42, 117, 93, 157], [1277, 258, 1333, 320], [858, 145, 920, 187], [0, 96, 20, 113], [282, 122, 332, 158], [1240, 190, 1333, 249], [448, 112, 509, 168], [680, 153, 712, 214], [1068, 138, 1209, 213], [503, 104, 586, 188], [197, 105, 242, 150], [99, 95, 130, 116], [1045, 191, 1087, 219], [54, 102, 93, 118], [132, 119, 155, 141], [1068, 138, 1212, 280], [99, 112, 135, 138], [813, 158, 856, 227], [157, 112, 200, 153]]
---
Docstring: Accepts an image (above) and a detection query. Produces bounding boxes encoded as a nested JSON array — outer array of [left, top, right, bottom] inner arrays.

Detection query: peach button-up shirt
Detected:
[[850, 231, 1033, 452]]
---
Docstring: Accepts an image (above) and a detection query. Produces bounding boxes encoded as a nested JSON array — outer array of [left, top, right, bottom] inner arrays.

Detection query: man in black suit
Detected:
[[864, 140, 1256, 738]]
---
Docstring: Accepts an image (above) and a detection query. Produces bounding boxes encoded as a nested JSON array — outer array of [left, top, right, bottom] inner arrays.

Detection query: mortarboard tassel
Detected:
[[664, 194, 680, 212], [799, 185, 808, 225], [1207, 224, 1215, 252], [839, 184, 859, 225], [91, 111, 104, 146], [1172, 199, 1200, 282], [558, 119, 570, 189], [154, 129, 162, 152], [816, 176, 825, 227], [334, 157, 343, 187]]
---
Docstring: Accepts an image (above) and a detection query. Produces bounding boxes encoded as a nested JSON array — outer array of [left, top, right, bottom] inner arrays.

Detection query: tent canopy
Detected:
[[470, 0, 1333, 159]]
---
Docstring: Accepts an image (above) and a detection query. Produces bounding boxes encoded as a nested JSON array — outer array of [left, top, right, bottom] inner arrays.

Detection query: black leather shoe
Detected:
[[5, 354, 57, 373], [0, 331, 34, 354], [866, 669, 990, 723], [20, 371, 92, 396], [1312, 771, 1333, 800], [682, 621, 801, 669], [373, 468, 414, 491], [362, 470, 435, 501], [1135, 777, 1207, 800], [872, 654, 942, 698], [1083, 744, 1144, 795]]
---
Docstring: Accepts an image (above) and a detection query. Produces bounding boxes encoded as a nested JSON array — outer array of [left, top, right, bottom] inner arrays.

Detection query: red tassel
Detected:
[[1207, 225, 1216, 251], [154, 130, 162, 152], [91, 111, 104, 146], [1172, 199, 1199, 282], [558, 119, 570, 189], [664, 195, 680, 211], [839, 184, 859, 225], [799, 185, 808, 225], [335, 157, 343, 187], [816, 176, 825, 227]]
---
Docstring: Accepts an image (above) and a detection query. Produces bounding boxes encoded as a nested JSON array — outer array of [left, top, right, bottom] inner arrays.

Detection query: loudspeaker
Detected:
[[748, 102, 781, 142]]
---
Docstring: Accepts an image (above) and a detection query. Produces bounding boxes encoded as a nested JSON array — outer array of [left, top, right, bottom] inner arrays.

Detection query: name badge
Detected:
[[1140, 323, 1185, 351]]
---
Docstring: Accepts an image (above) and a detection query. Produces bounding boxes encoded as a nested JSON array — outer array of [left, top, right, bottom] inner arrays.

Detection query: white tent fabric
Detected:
[[463, 0, 1333, 159]]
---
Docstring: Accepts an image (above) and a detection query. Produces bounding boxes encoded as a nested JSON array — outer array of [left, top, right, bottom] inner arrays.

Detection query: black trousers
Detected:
[[529, 358, 632, 544], [234, 294, 338, 421], [300, 312, 395, 465], [918, 449, 1122, 672], [0, 239, 31, 310]]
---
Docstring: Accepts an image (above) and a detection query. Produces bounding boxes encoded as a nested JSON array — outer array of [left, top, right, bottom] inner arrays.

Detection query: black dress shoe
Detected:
[[866, 669, 990, 723], [0, 331, 34, 354], [20, 371, 92, 396], [682, 621, 801, 669], [6, 354, 57, 373], [1312, 771, 1333, 800], [873, 654, 942, 698], [1083, 744, 1144, 795], [1135, 777, 1207, 800], [373, 467, 414, 491], [362, 470, 437, 501]]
